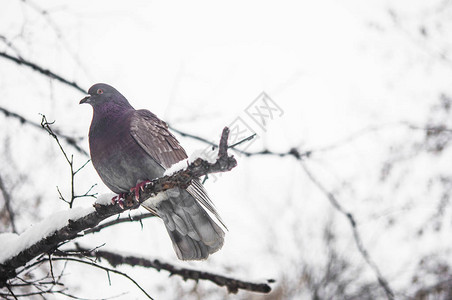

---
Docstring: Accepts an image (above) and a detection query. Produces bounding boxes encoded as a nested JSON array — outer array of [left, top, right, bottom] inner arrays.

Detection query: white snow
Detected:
[[95, 193, 117, 205], [163, 148, 219, 176], [163, 159, 190, 176], [0, 206, 95, 264]]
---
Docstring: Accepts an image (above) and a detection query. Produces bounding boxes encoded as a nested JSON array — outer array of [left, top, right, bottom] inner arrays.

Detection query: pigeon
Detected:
[[80, 83, 225, 260]]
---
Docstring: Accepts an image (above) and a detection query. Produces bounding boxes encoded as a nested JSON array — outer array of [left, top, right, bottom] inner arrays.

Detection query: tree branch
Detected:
[[0, 127, 237, 287], [55, 246, 272, 294], [0, 52, 85, 93]]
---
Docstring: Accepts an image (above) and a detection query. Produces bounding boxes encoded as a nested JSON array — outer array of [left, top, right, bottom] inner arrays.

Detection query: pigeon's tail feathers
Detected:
[[143, 189, 225, 260], [186, 179, 227, 230]]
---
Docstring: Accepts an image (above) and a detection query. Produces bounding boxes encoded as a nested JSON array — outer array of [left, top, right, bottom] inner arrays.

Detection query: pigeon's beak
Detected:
[[80, 95, 91, 104]]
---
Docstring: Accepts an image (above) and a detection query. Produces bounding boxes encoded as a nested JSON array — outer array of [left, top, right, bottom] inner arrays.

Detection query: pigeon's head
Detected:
[[80, 83, 132, 108]]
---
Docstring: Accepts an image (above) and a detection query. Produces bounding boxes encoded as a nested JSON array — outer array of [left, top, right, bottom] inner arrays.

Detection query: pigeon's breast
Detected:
[[89, 115, 164, 193]]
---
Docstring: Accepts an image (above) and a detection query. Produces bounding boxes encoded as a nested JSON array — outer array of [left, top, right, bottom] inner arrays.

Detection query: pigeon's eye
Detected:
[[97, 89, 103, 94]]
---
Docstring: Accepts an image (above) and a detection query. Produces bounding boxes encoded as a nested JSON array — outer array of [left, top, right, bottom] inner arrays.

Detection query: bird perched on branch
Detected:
[[80, 83, 225, 260]]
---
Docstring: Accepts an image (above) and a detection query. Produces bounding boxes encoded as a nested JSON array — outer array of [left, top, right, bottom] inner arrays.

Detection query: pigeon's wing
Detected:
[[130, 109, 187, 169], [131, 109, 226, 229]]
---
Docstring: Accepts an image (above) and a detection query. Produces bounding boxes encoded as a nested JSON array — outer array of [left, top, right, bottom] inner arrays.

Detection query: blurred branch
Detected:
[[0, 127, 237, 287], [170, 126, 311, 159], [413, 277, 452, 299], [301, 162, 394, 300], [0, 173, 17, 233], [170, 126, 218, 147], [55, 246, 272, 294], [174, 121, 452, 160], [0, 51, 85, 93], [0, 106, 88, 156], [403, 122, 452, 133], [387, 8, 452, 69], [18, 0, 92, 78]]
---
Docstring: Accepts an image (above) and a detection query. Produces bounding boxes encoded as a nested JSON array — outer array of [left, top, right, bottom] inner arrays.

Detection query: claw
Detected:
[[111, 193, 126, 208], [130, 186, 140, 201], [118, 199, 124, 209], [130, 180, 151, 201]]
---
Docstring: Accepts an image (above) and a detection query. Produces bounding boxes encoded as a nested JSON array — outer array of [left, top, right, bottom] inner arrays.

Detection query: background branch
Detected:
[[55, 246, 272, 294], [0, 174, 17, 233], [0, 52, 85, 93], [301, 162, 394, 299], [0, 106, 88, 156]]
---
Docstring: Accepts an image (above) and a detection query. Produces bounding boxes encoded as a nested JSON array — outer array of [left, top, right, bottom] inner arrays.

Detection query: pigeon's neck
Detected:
[[90, 103, 134, 136]]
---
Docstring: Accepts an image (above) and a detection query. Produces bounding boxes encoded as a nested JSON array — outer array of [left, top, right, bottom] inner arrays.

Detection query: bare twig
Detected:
[[41, 115, 93, 207], [41, 115, 77, 208], [170, 126, 218, 148], [0, 127, 237, 286], [55, 246, 272, 294], [228, 133, 256, 149], [74, 160, 91, 175], [73, 183, 98, 200]]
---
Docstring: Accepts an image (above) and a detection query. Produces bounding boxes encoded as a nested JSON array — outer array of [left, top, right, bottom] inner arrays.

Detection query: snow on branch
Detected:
[[0, 127, 238, 288]]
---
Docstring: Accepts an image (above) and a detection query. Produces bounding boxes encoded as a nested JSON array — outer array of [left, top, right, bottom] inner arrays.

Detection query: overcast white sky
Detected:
[[1, 0, 452, 299]]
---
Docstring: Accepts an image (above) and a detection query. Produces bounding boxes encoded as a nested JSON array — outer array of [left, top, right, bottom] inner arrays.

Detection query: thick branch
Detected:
[[55, 247, 272, 294], [0, 127, 236, 287]]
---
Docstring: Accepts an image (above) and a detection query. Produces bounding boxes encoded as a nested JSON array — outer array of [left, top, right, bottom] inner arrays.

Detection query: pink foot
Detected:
[[111, 192, 127, 208], [130, 180, 151, 201]]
